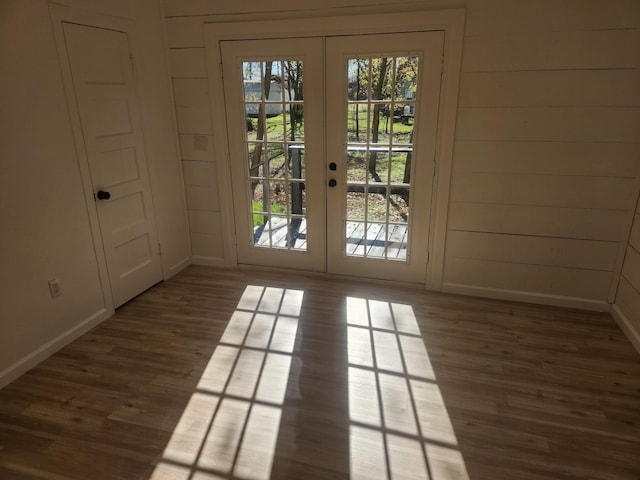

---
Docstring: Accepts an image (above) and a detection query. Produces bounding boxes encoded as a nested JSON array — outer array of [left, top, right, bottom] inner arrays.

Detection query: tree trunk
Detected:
[[368, 57, 389, 183], [403, 131, 413, 184], [285, 60, 303, 142], [250, 62, 273, 197], [285, 61, 304, 217], [355, 60, 363, 141], [400, 131, 413, 204]]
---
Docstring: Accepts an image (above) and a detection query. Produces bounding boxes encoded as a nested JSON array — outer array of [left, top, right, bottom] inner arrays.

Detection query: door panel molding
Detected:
[[205, 8, 465, 289]]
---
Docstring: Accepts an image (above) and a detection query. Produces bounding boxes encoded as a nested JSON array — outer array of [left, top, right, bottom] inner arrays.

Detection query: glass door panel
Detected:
[[326, 32, 444, 283], [221, 38, 325, 272], [243, 60, 306, 250]]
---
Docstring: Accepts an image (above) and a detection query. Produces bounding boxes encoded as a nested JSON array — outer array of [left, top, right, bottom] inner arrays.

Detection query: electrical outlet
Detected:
[[48, 279, 62, 298]]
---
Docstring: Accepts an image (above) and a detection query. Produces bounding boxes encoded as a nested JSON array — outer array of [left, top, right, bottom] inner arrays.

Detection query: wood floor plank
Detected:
[[0, 265, 638, 480]]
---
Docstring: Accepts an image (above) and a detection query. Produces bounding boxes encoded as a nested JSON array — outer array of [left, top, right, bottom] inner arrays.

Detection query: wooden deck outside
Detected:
[[253, 217, 307, 250], [254, 218, 408, 259]]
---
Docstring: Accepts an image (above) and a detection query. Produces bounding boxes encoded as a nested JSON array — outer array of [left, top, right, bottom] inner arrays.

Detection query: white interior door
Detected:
[[63, 23, 163, 307], [221, 31, 443, 284]]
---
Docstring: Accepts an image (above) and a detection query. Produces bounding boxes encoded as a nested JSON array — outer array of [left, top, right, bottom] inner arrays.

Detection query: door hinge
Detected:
[[427, 250, 430, 264], [129, 53, 135, 73], [158, 242, 162, 256]]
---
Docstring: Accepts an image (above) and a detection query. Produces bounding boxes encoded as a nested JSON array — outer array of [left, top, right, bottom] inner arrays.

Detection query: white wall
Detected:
[[0, 0, 108, 386], [162, 0, 640, 313], [0, 0, 190, 387], [444, 0, 640, 310], [172, 65, 223, 264]]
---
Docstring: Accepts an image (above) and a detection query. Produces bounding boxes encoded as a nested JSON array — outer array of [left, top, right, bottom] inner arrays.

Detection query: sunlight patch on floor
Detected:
[[347, 296, 469, 480], [150, 286, 303, 480]]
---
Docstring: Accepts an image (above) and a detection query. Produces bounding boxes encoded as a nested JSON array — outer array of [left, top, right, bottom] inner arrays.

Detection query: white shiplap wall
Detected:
[[162, 0, 640, 312], [444, 0, 640, 309], [170, 52, 224, 264]]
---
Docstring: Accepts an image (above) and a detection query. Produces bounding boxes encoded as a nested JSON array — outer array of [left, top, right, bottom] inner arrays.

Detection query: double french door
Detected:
[[221, 32, 443, 284]]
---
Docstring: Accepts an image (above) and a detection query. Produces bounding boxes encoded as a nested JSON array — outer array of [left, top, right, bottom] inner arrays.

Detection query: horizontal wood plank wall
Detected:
[[169, 46, 223, 264], [445, 0, 640, 309], [163, 0, 460, 266], [162, 0, 640, 310]]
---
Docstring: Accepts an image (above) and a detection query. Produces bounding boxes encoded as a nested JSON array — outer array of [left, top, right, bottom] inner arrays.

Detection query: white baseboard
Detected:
[[167, 256, 191, 278], [191, 255, 225, 267], [442, 283, 610, 312], [0, 308, 113, 390], [611, 304, 640, 354]]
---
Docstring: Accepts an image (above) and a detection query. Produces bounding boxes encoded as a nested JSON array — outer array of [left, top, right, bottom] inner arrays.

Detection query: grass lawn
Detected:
[[248, 106, 413, 226]]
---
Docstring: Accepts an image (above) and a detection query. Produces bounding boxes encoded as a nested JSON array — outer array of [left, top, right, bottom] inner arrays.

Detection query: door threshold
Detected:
[[235, 263, 429, 291]]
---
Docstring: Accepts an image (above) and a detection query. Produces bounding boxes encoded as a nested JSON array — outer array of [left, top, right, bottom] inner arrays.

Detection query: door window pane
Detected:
[[242, 60, 307, 251], [344, 54, 419, 260]]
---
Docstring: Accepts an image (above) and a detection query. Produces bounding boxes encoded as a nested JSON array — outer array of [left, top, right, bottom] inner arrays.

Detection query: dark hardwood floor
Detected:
[[0, 265, 639, 479]]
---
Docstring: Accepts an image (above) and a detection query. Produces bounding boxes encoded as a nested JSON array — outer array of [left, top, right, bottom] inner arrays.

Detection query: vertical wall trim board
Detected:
[[610, 161, 640, 303], [611, 304, 640, 354], [159, 0, 193, 270]]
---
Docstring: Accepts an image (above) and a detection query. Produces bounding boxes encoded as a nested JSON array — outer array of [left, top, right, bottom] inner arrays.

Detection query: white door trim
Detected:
[[205, 8, 465, 290]]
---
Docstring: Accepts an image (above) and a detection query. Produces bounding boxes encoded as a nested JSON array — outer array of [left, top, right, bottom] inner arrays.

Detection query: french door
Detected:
[[221, 32, 443, 284]]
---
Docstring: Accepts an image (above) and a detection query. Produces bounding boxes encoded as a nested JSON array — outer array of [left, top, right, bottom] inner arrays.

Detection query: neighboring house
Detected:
[[244, 79, 293, 117]]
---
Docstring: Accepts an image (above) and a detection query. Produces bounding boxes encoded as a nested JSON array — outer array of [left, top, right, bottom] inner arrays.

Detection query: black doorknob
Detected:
[[328, 179, 337, 188], [329, 162, 337, 171], [96, 190, 111, 200]]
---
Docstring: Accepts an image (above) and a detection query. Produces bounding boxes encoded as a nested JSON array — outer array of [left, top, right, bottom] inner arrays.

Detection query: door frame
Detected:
[[49, 5, 164, 310], [205, 8, 465, 290]]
